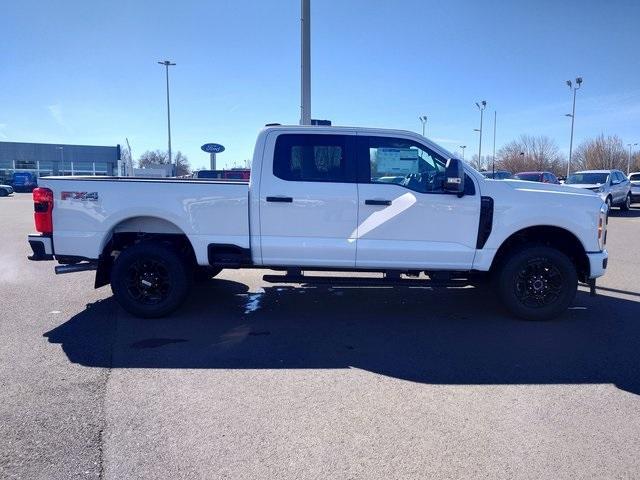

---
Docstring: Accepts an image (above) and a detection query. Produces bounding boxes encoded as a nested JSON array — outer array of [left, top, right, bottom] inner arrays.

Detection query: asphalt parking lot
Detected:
[[1, 192, 640, 479]]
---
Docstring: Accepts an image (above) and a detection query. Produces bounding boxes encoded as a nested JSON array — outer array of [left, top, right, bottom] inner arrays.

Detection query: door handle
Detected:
[[365, 199, 392, 206], [266, 196, 293, 203]]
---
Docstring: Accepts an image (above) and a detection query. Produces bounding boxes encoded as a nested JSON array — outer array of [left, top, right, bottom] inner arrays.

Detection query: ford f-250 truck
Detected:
[[27, 125, 609, 320]]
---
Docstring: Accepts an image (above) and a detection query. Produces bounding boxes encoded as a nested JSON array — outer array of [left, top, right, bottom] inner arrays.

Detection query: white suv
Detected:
[[565, 169, 632, 210], [629, 172, 640, 204]]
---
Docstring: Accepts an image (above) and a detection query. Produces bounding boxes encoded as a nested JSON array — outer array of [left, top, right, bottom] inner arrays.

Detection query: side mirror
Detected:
[[443, 158, 465, 196]]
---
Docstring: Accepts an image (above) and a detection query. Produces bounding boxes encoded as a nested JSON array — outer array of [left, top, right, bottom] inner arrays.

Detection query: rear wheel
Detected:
[[620, 194, 631, 211], [497, 246, 577, 321], [0, 188, 8, 197], [111, 242, 191, 318]]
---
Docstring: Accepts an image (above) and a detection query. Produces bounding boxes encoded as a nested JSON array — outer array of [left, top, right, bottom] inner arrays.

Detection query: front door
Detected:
[[355, 135, 481, 270], [259, 132, 359, 267]]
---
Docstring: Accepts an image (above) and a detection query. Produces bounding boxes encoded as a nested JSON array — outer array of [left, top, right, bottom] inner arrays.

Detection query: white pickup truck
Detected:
[[28, 125, 609, 320]]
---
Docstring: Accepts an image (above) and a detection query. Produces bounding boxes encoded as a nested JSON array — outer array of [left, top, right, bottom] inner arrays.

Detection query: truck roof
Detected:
[[260, 125, 456, 160]]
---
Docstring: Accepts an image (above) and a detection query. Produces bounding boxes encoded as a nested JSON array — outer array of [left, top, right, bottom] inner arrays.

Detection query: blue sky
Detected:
[[2, 0, 639, 170]]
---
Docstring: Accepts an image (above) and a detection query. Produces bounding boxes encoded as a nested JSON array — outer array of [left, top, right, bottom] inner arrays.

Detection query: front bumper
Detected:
[[28, 234, 54, 261], [586, 249, 608, 279]]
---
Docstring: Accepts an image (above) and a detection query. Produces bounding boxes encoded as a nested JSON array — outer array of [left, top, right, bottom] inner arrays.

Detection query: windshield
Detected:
[[629, 173, 640, 183], [566, 172, 609, 185]]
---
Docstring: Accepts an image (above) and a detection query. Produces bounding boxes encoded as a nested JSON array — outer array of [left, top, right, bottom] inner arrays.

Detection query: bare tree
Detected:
[[496, 135, 564, 175], [138, 150, 191, 176], [468, 154, 488, 171], [572, 135, 627, 172]]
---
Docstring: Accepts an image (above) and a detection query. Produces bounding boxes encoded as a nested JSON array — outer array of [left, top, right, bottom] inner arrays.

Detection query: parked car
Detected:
[[194, 169, 250, 181], [513, 171, 560, 184], [27, 125, 608, 321], [11, 172, 38, 192], [0, 183, 14, 196], [629, 172, 640, 204], [564, 169, 631, 210], [481, 170, 512, 180]]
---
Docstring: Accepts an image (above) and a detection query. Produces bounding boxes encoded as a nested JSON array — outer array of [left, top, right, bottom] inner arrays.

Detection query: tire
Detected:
[[620, 194, 631, 211], [110, 242, 191, 318], [605, 196, 612, 211], [497, 245, 578, 321], [0, 189, 7, 197]]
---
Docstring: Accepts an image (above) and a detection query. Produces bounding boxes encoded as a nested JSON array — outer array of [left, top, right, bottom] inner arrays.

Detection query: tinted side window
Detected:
[[274, 134, 354, 183]]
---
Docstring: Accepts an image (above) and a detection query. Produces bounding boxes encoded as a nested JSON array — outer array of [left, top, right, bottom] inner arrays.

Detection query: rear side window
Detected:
[[273, 134, 355, 182]]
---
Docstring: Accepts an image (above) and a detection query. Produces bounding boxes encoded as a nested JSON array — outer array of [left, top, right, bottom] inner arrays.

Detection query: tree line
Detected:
[[120, 149, 192, 177], [458, 134, 640, 176]]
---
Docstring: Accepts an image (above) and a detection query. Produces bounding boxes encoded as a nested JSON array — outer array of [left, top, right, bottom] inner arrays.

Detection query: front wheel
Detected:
[[111, 242, 191, 318], [497, 246, 578, 321]]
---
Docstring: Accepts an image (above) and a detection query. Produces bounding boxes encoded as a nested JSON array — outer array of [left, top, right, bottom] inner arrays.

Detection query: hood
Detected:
[[497, 179, 600, 199]]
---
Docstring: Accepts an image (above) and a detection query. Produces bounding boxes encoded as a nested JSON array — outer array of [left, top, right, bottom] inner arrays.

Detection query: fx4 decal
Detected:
[[61, 191, 99, 201]]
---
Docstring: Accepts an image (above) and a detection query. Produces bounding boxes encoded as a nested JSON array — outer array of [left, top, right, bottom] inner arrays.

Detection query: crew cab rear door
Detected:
[[354, 134, 481, 270], [258, 131, 358, 267]]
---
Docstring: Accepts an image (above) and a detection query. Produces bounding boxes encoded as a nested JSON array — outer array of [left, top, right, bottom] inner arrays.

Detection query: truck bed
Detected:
[[38, 176, 250, 265]]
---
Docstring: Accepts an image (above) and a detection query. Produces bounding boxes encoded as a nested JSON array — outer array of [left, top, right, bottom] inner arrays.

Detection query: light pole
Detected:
[[300, 0, 311, 125], [628, 143, 638, 175], [492, 110, 497, 176], [565, 76, 583, 177], [419, 115, 428, 137], [56, 146, 64, 175], [475, 101, 487, 170], [158, 60, 176, 172], [459, 145, 466, 161]]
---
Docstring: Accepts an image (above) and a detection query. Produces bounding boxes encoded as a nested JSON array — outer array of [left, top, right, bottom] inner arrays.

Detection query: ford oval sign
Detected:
[[201, 143, 225, 154]]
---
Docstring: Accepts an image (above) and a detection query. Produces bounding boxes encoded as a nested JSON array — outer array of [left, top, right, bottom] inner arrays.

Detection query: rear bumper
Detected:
[[28, 234, 54, 261], [586, 250, 608, 279]]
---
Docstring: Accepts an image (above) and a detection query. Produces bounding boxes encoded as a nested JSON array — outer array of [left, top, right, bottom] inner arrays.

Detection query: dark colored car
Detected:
[[481, 170, 513, 180], [0, 183, 14, 196], [513, 171, 560, 184], [11, 172, 38, 192], [194, 169, 250, 181]]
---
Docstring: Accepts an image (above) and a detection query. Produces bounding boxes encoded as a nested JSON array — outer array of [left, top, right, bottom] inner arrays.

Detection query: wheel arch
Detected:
[[490, 225, 590, 282], [95, 215, 197, 288]]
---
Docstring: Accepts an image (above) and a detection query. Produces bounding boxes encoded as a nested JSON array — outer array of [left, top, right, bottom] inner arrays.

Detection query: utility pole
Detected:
[[300, 0, 311, 125], [492, 110, 497, 175], [419, 115, 428, 137], [565, 76, 583, 177], [459, 145, 466, 161], [475, 101, 486, 170], [158, 60, 176, 173], [628, 143, 638, 175]]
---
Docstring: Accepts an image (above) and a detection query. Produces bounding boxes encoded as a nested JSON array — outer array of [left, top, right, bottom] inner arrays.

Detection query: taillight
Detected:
[[33, 187, 54, 234]]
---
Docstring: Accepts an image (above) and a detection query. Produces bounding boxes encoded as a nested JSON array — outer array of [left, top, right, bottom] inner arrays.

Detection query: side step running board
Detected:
[[55, 262, 98, 275], [262, 273, 471, 288]]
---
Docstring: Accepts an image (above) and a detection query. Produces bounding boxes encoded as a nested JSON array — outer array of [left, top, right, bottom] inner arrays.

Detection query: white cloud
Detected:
[[47, 104, 70, 129]]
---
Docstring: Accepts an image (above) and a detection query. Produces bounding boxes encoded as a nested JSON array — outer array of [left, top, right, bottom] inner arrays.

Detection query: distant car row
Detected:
[[482, 169, 639, 210]]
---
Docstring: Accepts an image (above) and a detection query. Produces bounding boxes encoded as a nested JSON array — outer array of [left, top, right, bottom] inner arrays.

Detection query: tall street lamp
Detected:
[[628, 142, 638, 175], [475, 101, 487, 170], [57, 146, 64, 175], [492, 110, 497, 176], [459, 145, 466, 161], [419, 115, 428, 137], [158, 60, 176, 172], [565, 76, 583, 177]]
